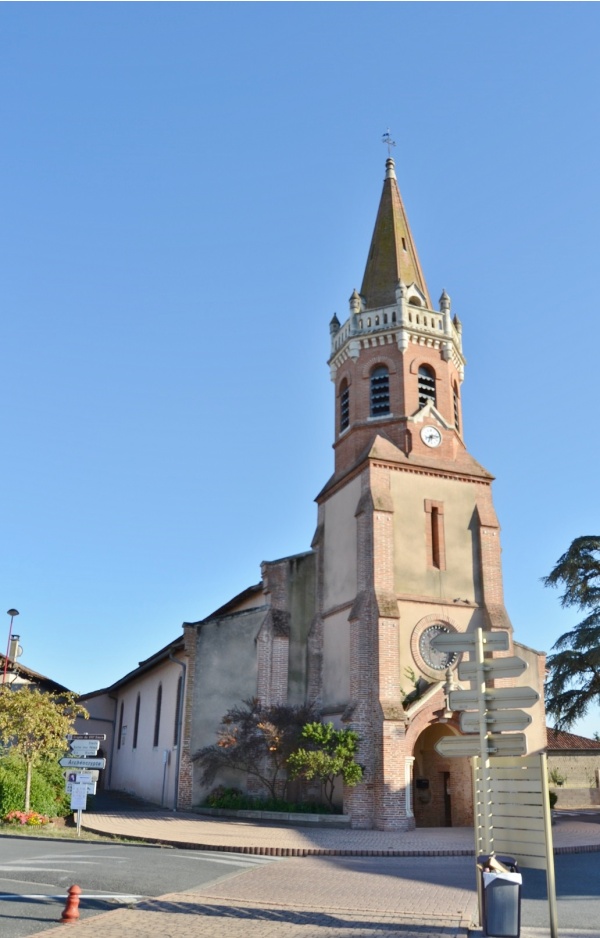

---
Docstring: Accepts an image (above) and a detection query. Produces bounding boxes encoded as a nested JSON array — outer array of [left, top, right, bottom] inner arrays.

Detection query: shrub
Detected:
[[203, 786, 336, 814], [0, 754, 70, 818], [549, 791, 558, 809]]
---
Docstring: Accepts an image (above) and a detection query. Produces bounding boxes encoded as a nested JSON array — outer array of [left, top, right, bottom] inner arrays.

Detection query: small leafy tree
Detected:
[[0, 687, 88, 811], [287, 722, 363, 809], [192, 697, 319, 800], [543, 536, 600, 728]]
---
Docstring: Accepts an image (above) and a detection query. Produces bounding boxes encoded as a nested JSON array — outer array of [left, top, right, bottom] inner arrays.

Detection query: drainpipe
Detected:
[[106, 695, 119, 789], [168, 654, 187, 812]]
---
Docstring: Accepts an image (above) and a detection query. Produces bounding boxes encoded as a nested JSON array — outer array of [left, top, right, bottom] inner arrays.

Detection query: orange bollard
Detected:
[[61, 884, 82, 923]]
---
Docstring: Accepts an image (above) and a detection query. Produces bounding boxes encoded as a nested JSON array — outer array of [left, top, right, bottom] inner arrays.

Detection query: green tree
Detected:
[[0, 686, 88, 810], [543, 535, 600, 728], [191, 697, 319, 800], [287, 722, 363, 808]]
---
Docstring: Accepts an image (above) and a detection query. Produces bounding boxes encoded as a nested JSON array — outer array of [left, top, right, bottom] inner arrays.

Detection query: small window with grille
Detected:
[[453, 384, 460, 432], [418, 365, 436, 409], [340, 380, 350, 432], [370, 366, 390, 417]]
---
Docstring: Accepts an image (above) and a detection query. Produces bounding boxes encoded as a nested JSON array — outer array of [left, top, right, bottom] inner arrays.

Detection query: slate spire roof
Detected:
[[360, 157, 432, 311]]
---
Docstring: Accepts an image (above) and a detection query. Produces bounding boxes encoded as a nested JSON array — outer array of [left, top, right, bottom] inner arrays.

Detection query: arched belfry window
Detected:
[[418, 365, 436, 409], [370, 366, 390, 417], [339, 379, 350, 432]]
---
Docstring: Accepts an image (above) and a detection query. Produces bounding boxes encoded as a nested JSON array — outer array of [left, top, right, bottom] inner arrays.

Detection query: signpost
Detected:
[[431, 628, 556, 937], [59, 734, 106, 836]]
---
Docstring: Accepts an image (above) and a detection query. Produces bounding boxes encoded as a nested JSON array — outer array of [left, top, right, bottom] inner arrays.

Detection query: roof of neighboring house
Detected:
[[547, 727, 600, 751], [0, 655, 72, 694], [78, 636, 185, 700]]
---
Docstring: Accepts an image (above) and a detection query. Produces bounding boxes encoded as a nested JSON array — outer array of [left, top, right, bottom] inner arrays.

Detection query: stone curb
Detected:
[[82, 821, 600, 857]]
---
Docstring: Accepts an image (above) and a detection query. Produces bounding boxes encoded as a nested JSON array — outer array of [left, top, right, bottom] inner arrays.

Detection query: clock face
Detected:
[[421, 426, 442, 448], [418, 625, 458, 671]]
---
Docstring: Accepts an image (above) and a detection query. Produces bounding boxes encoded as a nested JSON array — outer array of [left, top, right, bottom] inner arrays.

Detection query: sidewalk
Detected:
[[25, 806, 600, 938]]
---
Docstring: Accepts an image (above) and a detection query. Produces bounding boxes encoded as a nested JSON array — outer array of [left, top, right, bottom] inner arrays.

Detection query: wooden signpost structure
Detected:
[[431, 628, 558, 938]]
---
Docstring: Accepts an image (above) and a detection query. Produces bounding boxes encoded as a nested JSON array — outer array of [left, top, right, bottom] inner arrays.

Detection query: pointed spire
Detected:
[[360, 158, 432, 310]]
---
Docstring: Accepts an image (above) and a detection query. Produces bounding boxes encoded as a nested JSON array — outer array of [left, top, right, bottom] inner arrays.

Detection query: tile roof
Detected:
[[547, 727, 600, 751], [360, 158, 432, 310]]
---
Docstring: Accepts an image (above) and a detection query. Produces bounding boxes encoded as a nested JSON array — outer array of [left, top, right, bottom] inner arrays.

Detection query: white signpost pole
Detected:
[[474, 627, 493, 857]]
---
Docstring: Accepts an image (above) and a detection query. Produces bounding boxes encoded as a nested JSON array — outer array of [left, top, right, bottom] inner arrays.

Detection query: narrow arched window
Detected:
[[133, 694, 141, 749], [117, 701, 124, 750], [173, 675, 183, 746], [418, 365, 436, 409], [453, 383, 460, 432], [339, 379, 350, 432], [370, 366, 390, 416], [153, 684, 162, 747]]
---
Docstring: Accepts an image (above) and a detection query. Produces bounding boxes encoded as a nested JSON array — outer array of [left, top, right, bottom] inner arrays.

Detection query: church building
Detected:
[[84, 157, 547, 830]]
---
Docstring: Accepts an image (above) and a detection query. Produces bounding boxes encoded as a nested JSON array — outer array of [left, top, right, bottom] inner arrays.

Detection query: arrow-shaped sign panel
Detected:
[[460, 709, 532, 734], [70, 740, 100, 755], [449, 686, 540, 712], [431, 630, 510, 654], [435, 733, 527, 758], [458, 655, 528, 682], [59, 757, 106, 770]]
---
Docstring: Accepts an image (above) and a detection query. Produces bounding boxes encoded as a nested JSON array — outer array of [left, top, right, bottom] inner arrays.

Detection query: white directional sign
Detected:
[[436, 733, 527, 758], [69, 739, 100, 755], [458, 655, 528, 682], [62, 768, 99, 781], [460, 709, 532, 734], [66, 781, 96, 795], [70, 786, 88, 810], [59, 757, 106, 770], [67, 734, 106, 741], [431, 630, 510, 653], [449, 686, 540, 712]]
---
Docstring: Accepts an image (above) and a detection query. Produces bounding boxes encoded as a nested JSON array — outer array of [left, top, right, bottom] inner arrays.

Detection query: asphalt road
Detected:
[[0, 836, 599, 937], [0, 837, 281, 938]]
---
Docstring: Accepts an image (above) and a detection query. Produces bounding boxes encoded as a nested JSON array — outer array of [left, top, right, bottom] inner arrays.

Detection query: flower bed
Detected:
[[3, 810, 51, 826]]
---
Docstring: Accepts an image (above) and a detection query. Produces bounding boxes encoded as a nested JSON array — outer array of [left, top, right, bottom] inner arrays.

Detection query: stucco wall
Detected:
[[322, 475, 360, 610], [191, 606, 264, 803], [287, 552, 316, 705], [74, 694, 115, 791], [513, 640, 547, 754], [106, 656, 186, 807], [390, 473, 483, 603], [321, 609, 351, 710]]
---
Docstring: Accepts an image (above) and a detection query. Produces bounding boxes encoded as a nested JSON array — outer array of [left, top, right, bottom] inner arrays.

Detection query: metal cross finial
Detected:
[[382, 129, 396, 157]]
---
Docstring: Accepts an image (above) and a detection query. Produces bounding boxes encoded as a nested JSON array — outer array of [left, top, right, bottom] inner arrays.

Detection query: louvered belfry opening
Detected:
[[418, 365, 436, 409], [340, 380, 350, 431], [370, 366, 390, 416]]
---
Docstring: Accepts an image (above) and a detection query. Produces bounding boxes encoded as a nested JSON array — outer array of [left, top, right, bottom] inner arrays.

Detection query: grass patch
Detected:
[[0, 822, 148, 844]]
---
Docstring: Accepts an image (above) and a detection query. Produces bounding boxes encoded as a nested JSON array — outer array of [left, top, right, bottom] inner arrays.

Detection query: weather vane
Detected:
[[382, 129, 396, 157]]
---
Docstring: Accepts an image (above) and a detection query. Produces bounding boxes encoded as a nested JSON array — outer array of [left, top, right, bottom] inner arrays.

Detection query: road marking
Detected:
[[173, 851, 283, 866], [0, 893, 143, 903]]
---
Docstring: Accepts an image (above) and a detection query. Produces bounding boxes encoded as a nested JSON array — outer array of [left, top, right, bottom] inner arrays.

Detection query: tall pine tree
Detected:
[[543, 536, 600, 728]]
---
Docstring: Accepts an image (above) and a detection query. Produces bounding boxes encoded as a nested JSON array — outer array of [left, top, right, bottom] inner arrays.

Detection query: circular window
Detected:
[[411, 618, 461, 680]]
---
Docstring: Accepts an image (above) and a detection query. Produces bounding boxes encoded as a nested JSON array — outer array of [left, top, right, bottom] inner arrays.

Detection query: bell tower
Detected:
[[330, 157, 466, 481], [310, 157, 546, 831]]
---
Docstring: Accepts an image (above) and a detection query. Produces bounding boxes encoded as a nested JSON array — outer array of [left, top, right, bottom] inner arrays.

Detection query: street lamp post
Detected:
[[3, 609, 19, 686]]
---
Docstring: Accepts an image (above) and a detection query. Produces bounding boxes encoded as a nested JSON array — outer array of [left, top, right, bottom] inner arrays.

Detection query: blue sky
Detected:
[[1, 4, 599, 737]]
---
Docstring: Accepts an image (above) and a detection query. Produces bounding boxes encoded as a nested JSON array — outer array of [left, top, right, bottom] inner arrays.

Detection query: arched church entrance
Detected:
[[412, 724, 473, 828]]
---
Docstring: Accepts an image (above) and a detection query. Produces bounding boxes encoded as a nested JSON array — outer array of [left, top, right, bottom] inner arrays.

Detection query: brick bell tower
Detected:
[[309, 157, 543, 831]]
